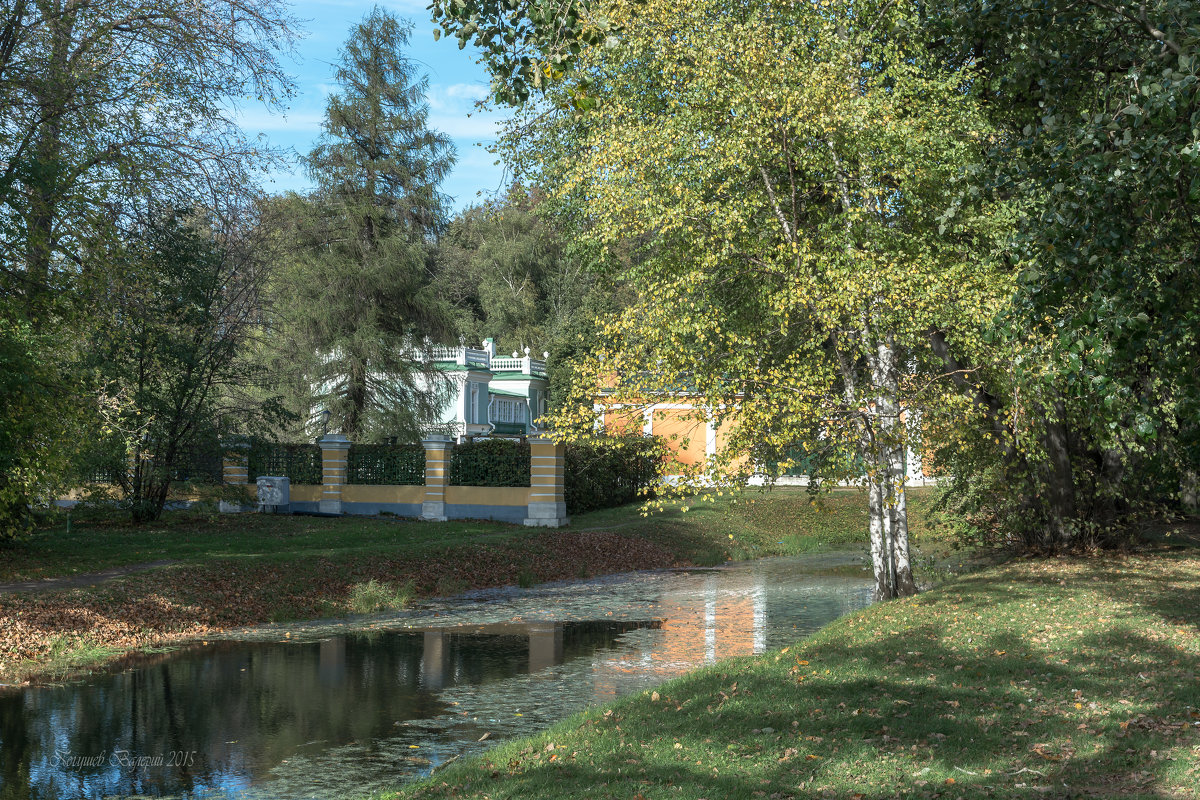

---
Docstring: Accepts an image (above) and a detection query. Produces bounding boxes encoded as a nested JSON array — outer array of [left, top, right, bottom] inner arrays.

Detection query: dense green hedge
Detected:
[[449, 438, 531, 487], [565, 434, 663, 514], [347, 444, 425, 485], [247, 440, 323, 485]]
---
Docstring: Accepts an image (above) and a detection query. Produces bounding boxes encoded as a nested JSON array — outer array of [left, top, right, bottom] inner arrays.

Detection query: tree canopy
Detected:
[[263, 8, 457, 442]]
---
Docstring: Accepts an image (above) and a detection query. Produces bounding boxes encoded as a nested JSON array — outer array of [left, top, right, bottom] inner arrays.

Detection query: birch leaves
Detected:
[[533, 0, 1011, 598]]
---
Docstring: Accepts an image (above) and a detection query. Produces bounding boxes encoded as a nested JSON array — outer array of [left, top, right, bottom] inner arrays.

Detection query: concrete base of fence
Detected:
[[341, 501, 423, 517], [524, 500, 569, 528], [447, 503, 527, 524], [420, 500, 447, 522]]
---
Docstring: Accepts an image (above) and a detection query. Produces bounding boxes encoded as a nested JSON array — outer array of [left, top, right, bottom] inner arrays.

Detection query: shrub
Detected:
[[346, 579, 416, 614], [565, 434, 664, 514], [449, 438, 531, 487]]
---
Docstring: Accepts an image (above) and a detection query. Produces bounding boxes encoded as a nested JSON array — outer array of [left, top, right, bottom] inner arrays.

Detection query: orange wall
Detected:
[[649, 409, 706, 467]]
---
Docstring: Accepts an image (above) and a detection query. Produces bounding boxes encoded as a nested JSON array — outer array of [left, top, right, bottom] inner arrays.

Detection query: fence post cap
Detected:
[[319, 433, 352, 450], [421, 435, 453, 445], [526, 436, 560, 446]]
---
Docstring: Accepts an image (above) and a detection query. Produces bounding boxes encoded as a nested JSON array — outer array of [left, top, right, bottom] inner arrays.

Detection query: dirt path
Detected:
[[0, 560, 178, 595]]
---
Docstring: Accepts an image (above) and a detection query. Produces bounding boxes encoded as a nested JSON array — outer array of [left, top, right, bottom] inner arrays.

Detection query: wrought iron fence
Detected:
[[247, 440, 323, 485]]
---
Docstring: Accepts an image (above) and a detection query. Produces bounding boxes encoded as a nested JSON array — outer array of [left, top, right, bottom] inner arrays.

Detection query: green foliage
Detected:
[[564, 434, 663, 514], [262, 8, 457, 441], [520, 0, 1007, 596], [449, 439, 531, 487], [247, 441, 323, 485], [428, 0, 611, 104], [85, 215, 269, 523], [436, 192, 568, 352], [0, 317, 80, 541], [0, 0, 296, 316], [435, 190, 630, 414], [347, 444, 425, 486], [0, 0, 295, 532], [922, 0, 1200, 547]]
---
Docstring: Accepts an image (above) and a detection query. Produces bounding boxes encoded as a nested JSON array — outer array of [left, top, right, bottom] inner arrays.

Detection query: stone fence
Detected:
[[222, 434, 569, 528]]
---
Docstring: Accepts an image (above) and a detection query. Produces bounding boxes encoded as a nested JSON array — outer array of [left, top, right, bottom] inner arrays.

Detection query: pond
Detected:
[[0, 553, 873, 800]]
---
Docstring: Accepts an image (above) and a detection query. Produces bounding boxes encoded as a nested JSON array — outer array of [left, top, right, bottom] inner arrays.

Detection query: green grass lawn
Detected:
[[1, 487, 941, 584], [1, 488, 945, 685], [383, 549, 1200, 800]]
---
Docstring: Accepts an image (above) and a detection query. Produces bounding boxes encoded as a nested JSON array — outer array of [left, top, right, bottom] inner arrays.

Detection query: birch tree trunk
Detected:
[[868, 472, 891, 600], [871, 333, 919, 599]]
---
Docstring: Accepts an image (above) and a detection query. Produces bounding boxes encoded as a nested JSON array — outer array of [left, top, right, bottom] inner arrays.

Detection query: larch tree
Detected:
[[268, 7, 457, 441]]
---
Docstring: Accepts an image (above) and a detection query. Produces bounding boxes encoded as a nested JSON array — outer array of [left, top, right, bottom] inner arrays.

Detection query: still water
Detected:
[[0, 554, 872, 800]]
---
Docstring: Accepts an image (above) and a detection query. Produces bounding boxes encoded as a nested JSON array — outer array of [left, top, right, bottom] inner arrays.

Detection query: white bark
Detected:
[[868, 473, 890, 600], [870, 333, 918, 598]]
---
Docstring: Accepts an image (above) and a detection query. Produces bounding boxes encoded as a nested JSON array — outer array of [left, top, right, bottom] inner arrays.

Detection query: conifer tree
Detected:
[[271, 7, 457, 441]]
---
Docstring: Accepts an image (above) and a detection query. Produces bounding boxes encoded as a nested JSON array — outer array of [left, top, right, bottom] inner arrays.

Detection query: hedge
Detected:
[[449, 438, 531, 487], [564, 434, 663, 514], [347, 443, 425, 485]]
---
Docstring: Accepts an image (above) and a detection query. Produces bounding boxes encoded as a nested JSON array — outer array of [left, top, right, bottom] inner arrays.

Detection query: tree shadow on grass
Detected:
[[407, 561, 1200, 799]]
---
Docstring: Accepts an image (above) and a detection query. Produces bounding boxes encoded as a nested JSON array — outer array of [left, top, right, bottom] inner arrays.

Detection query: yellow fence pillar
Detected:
[[525, 437, 569, 527], [319, 434, 351, 515], [219, 438, 250, 513], [421, 435, 452, 521]]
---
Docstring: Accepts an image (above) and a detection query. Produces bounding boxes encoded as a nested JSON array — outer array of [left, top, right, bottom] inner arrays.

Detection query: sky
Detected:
[[237, 0, 509, 212]]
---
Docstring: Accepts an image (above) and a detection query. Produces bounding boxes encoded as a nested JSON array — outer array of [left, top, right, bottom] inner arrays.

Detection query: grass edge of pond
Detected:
[[1, 489, 954, 688], [378, 549, 1200, 800]]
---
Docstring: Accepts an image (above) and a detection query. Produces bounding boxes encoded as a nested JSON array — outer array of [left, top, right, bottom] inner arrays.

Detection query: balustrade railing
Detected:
[[430, 345, 490, 367], [491, 356, 547, 376]]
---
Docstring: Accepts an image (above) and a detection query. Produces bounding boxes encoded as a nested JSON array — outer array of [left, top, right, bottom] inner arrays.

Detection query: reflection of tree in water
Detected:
[[2, 620, 661, 799], [2, 559, 871, 800]]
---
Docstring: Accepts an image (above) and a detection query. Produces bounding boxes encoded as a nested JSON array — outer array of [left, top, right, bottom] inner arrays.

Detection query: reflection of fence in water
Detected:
[[411, 620, 663, 691]]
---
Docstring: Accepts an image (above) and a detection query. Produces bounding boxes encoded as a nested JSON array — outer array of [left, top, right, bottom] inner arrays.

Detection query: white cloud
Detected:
[[424, 81, 503, 140], [444, 83, 490, 101]]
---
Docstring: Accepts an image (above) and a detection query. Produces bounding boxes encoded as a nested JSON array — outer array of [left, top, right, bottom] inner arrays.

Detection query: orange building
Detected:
[[593, 396, 933, 484]]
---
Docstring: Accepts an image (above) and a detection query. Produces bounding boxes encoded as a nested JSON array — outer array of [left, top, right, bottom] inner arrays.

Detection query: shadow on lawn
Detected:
[[408, 558, 1200, 800]]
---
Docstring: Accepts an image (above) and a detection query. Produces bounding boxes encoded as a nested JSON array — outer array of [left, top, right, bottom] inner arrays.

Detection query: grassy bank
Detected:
[[384, 550, 1200, 800], [0, 488, 941, 685]]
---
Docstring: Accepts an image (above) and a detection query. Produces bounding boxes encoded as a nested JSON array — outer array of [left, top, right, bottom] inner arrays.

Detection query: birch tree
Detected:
[[506, 0, 1011, 599]]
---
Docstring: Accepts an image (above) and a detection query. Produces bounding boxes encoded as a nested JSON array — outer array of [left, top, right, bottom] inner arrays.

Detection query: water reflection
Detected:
[[0, 554, 872, 800]]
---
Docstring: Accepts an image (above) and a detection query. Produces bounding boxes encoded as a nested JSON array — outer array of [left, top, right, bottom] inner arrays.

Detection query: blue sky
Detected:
[[237, 0, 508, 211]]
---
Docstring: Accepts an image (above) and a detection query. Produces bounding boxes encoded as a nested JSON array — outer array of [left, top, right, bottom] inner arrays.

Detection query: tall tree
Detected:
[[0, 0, 294, 528], [920, 0, 1200, 546], [267, 8, 457, 441], [86, 213, 273, 523], [502, 0, 1008, 599], [434, 188, 596, 355], [0, 0, 295, 317]]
